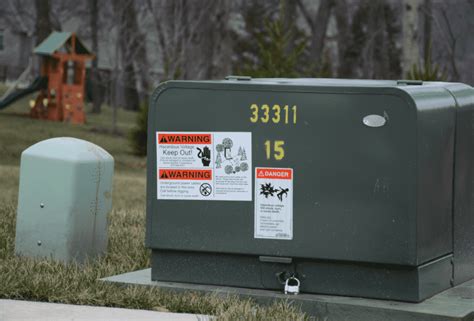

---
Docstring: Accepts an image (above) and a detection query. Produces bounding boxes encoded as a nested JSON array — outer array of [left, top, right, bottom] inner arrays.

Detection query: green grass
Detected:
[[0, 86, 309, 320]]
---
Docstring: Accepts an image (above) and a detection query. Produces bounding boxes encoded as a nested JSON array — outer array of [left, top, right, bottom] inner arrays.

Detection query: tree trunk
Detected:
[[402, 0, 423, 76], [310, 0, 334, 69], [89, 0, 102, 113], [200, 1, 230, 79], [135, 35, 150, 104], [423, 0, 432, 63], [369, 1, 390, 79], [35, 0, 52, 45], [334, 0, 350, 77], [127, 2, 149, 104], [202, 5, 217, 79], [181, 0, 191, 79], [121, 54, 140, 111], [112, 0, 140, 111], [296, 0, 334, 73], [207, 1, 233, 79]]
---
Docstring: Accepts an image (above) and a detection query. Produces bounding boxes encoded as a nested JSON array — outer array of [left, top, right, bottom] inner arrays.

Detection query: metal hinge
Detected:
[[259, 256, 293, 264], [225, 75, 252, 81], [397, 80, 423, 86]]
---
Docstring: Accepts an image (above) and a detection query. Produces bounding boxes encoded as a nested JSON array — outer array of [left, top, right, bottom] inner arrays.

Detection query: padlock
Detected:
[[284, 276, 300, 295]]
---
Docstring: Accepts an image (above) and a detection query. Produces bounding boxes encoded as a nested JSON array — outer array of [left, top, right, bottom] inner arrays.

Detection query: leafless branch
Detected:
[[440, 9, 459, 79]]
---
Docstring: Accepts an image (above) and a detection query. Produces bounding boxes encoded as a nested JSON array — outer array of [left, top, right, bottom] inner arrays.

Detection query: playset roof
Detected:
[[34, 32, 91, 56]]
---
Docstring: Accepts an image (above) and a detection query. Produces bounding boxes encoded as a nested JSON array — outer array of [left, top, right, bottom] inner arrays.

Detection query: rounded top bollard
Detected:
[[22, 137, 113, 163], [16, 137, 114, 263]]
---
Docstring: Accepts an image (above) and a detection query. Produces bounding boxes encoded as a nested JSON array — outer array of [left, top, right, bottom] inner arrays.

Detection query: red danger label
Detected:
[[159, 169, 212, 180], [256, 168, 292, 180], [158, 133, 211, 144]]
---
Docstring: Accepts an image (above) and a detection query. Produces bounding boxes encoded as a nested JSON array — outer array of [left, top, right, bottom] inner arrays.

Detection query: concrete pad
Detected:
[[102, 268, 474, 321], [0, 299, 210, 321]]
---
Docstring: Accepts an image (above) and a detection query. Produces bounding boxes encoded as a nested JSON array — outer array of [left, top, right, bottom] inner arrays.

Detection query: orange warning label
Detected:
[[157, 133, 211, 145], [256, 168, 292, 180], [159, 169, 212, 180]]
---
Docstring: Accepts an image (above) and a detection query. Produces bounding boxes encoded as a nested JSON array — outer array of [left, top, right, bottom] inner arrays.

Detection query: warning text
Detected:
[[159, 169, 212, 180]]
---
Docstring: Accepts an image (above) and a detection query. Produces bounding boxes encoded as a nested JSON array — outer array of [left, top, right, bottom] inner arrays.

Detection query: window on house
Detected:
[[0, 31, 4, 51]]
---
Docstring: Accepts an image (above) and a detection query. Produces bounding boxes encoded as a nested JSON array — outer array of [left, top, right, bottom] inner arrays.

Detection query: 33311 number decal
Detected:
[[249, 104, 297, 124]]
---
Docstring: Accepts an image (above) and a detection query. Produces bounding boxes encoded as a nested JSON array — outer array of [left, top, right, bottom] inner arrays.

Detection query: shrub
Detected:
[[407, 47, 447, 81], [239, 16, 307, 78]]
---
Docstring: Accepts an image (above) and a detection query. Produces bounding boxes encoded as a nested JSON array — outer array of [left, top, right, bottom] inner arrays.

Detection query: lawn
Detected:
[[0, 86, 308, 320]]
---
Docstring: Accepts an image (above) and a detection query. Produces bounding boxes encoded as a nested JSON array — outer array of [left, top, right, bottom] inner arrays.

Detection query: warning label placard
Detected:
[[159, 169, 212, 180], [157, 132, 252, 201], [254, 167, 293, 240]]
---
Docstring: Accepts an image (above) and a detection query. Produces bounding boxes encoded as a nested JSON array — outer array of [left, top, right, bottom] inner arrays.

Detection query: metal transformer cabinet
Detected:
[[146, 78, 474, 302]]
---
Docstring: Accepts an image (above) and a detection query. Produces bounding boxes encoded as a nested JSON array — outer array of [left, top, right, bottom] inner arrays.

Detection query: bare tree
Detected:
[[438, 5, 459, 80], [401, 0, 423, 76], [131, 4, 150, 102], [365, 0, 391, 78], [35, 0, 52, 44], [296, 0, 334, 73], [146, 0, 232, 80], [334, 0, 350, 77], [422, 0, 432, 63], [337, 0, 401, 79], [112, 0, 140, 111], [50, 0, 87, 31], [195, 1, 233, 79], [3, 0, 473, 97], [2, 0, 35, 36], [89, 0, 101, 113]]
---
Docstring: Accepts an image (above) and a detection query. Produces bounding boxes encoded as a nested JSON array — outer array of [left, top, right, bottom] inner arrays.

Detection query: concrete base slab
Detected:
[[102, 268, 474, 321], [0, 299, 209, 321]]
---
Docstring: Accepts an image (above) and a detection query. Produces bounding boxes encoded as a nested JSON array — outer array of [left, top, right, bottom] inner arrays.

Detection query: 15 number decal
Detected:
[[250, 104, 297, 124], [264, 140, 285, 160]]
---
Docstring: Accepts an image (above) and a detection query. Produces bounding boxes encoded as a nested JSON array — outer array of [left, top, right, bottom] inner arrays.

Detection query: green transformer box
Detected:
[[146, 78, 474, 302]]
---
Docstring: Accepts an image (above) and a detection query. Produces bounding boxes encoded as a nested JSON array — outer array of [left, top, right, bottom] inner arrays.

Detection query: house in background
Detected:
[[0, 19, 35, 83]]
